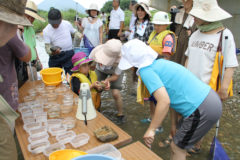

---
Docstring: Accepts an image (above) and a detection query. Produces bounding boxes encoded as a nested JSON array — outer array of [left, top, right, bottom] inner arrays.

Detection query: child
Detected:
[[139, 11, 177, 134], [70, 52, 103, 110]]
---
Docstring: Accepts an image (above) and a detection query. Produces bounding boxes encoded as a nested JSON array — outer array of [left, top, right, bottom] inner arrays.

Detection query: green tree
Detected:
[[120, 0, 130, 11], [101, 0, 130, 13]]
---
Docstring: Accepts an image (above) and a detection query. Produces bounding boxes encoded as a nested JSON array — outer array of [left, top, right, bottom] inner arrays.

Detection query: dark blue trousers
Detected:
[[48, 50, 74, 75]]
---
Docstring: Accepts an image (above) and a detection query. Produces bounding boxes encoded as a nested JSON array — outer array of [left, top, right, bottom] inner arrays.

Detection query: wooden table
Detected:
[[120, 141, 163, 160], [16, 81, 132, 160]]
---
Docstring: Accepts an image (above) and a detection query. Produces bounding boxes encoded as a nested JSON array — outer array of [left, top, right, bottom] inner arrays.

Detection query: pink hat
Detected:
[[89, 39, 122, 66], [71, 52, 93, 72]]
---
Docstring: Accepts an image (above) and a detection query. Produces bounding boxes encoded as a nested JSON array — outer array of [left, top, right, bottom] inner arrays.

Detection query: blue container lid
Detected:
[[72, 154, 116, 160]]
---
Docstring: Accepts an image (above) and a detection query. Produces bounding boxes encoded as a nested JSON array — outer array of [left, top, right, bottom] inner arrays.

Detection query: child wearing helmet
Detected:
[[148, 11, 177, 59]]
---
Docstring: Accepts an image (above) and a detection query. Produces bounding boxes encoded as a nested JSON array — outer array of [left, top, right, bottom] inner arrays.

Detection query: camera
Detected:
[[170, 5, 184, 14]]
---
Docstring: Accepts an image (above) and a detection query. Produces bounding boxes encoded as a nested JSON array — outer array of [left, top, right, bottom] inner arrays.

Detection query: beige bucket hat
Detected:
[[0, 0, 31, 26], [89, 39, 122, 66], [134, 2, 151, 17], [189, 0, 232, 22], [86, 3, 100, 15], [25, 0, 45, 22]]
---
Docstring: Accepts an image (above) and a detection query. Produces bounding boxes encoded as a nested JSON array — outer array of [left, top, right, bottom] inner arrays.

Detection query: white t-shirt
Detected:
[[129, 13, 136, 30], [43, 20, 76, 51], [96, 63, 122, 75], [80, 17, 103, 47], [109, 7, 125, 30], [185, 29, 239, 84]]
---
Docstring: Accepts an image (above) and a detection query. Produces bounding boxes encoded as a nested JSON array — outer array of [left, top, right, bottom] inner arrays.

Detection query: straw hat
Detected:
[[86, 3, 100, 15], [134, 2, 151, 17], [71, 52, 93, 72], [0, 0, 31, 26], [152, 11, 172, 25], [25, 0, 45, 22], [189, 0, 232, 22], [89, 39, 122, 66], [119, 39, 158, 74]]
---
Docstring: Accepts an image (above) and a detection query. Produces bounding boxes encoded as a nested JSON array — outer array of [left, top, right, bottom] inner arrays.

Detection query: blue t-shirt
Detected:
[[139, 59, 211, 117]]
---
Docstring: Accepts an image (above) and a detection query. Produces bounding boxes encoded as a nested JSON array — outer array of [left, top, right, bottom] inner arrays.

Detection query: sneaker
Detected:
[[155, 126, 164, 134], [140, 118, 151, 123]]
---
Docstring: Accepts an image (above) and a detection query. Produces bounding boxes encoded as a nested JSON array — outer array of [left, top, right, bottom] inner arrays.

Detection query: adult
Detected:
[[170, 0, 196, 65], [108, 0, 125, 40], [89, 39, 125, 123], [79, 3, 103, 47], [118, 39, 222, 160], [0, 0, 31, 159], [43, 8, 82, 75], [129, 2, 154, 43], [23, 0, 45, 81], [185, 0, 239, 153], [101, 11, 107, 25]]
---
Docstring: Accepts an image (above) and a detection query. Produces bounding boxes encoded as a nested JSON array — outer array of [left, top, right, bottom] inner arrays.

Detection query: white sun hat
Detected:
[[86, 3, 100, 15], [134, 2, 152, 17], [189, 0, 232, 22], [152, 11, 172, 25], [118, 39, 158, 75]]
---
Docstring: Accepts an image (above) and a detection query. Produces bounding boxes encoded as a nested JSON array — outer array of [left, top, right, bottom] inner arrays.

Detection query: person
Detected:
[[0, 0, 32, 159], [78, 3, 103, 47], [128, 2, 154, 43], [139, 11, 176, 134], [23, 0, 45, 81], [118, 39, 222, 160], [108, 0, 125, 40], [122, 0, 137, 41], [89, 39, 125, 124], [70, 52, 106, 110], [170, 0, 196, 65], [101, 11, 107, 25], [43, 8, 82, 75], [185, 0, 239, 153]]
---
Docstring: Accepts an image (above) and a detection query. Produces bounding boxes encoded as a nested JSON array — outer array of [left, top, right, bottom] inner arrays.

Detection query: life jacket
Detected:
[[147, 30, 177, 56], [70, 71, 101, 109]]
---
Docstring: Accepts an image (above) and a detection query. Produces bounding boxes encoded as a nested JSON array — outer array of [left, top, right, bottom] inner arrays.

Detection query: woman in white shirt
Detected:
[[79, 3, 103, 47]]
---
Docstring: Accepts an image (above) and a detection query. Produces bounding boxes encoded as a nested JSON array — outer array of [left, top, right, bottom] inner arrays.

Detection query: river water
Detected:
[[36, 35, 240, 160]]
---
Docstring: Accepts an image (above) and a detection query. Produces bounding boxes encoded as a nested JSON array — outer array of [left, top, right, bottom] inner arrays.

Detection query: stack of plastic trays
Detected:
[[43, 143, 65, 157], [56, 131, 76, 144], [48, 126, 67, 136], [70, 133, 89, 148]]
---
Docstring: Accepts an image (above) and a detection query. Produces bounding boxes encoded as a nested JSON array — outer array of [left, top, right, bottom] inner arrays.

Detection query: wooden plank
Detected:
[[119, 141, 163, 160], [16, 81, 132, 160]]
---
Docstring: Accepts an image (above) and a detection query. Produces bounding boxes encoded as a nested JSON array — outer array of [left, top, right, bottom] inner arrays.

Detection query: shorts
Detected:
[[95, 69, 123, 90], [108, 29, 120, 40], [173, 89, 222, 149]]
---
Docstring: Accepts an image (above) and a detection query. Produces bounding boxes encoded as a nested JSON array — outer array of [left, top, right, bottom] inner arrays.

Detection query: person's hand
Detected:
[[170, 5, 177, 9], [102, 80, 110, 90], [218, 88, 228, 101], [117, 31, 122, 37], [143, 128, 155, 148], [94, 81, 103, 91], [171, 124, 177, 137], [52, 48, 61, 55]]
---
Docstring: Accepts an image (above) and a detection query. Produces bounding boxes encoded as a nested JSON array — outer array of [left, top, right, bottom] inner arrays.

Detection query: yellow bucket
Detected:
[[49, 149, 87, 160], [40, 67, 63, 86]]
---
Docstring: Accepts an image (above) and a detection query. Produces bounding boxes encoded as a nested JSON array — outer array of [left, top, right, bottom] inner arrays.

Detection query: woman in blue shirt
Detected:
[[118, 39, 222, 160]]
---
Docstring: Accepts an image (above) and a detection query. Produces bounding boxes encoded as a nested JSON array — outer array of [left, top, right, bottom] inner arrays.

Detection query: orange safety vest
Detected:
[[70, 71, 101, 109]]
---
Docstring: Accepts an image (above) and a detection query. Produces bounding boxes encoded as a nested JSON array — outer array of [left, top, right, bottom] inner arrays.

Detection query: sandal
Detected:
[[187, 146, 201, 154], [158, 136, 172, 148]]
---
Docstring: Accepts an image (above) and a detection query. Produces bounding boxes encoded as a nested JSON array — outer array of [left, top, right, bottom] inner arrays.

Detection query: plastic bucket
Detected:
[[40, 67, 63, 86], [49, 149, 87, 160], [74, 47, 90, 56], [72, 154, 116, 160]]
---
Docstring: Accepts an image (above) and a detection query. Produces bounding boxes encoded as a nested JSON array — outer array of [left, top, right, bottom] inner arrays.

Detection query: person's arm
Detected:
[[143, 87, 170, 148], [184, 57, 189, 68], [218, 67, 235, 100], [117, 21, 124, 37], [170, 108, 178, 137], [99, 26, 103, 44], [19, 45, 31, 62]]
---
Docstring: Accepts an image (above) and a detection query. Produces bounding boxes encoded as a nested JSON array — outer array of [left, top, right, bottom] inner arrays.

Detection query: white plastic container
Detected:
[[62, 117, 76, 129], [28, 133, 49, 144], [45, 119, 62, 129], [86, 144, 122, 160], [48, 104, 60, 118], [27, 140, 50, 154], [23, 122, 42, 133], [34, 112, 47, 123], [19, 107, 32, 115], [70, 133, 89, 148], [23, 95, 35, 102], [29, 127, 47, 137], [43, 143, 65, 157], [49, 126, 67, 136], [56, 131, 76, 144], [61, 101, 73, 114]]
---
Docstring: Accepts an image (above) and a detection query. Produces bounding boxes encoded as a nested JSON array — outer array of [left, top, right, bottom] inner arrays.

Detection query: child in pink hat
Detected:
[[70, 52, 105, 109]]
